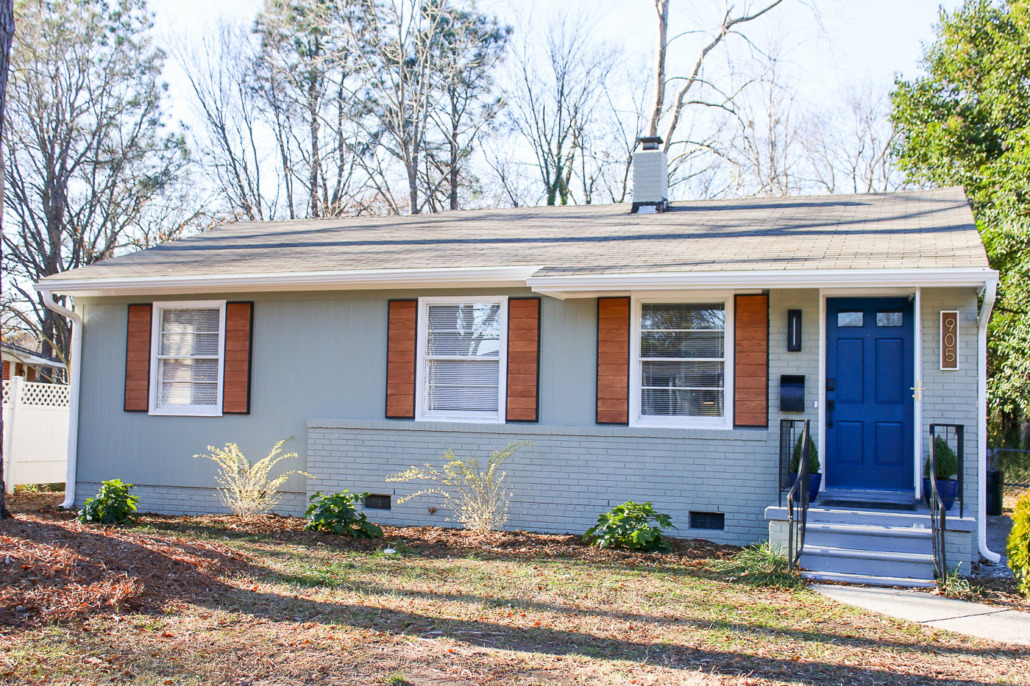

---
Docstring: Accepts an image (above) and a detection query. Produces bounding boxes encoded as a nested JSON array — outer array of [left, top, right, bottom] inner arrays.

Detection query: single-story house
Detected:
[[36, 141, 1000, 586], [2, 341, 66, 383]]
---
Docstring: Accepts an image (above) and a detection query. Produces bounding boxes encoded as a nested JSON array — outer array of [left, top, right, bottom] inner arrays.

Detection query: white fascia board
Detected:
[[34, 266, 543, 297], [528, 267, 999, 295]]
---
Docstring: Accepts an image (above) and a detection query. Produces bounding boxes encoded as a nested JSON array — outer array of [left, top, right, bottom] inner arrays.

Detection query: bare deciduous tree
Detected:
[[646, 0, 785, 154], [2, 0, 196, 362], [0, 0, 13, 520], [508, 20, 614, 206], [802, 86, 906, 194]]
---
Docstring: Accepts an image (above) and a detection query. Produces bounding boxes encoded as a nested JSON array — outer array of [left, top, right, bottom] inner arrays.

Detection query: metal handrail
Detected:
[[929, 424, 964, 518], [928, 433, 947, 581], [786, 419, 812, 572]]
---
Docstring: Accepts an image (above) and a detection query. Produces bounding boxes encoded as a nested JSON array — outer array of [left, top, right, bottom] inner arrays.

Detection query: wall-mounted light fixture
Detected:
[[787, 309, 802, 352]]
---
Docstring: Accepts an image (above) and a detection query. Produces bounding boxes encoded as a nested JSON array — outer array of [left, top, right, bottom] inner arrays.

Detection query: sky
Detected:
[[151, 0, 965, 120]]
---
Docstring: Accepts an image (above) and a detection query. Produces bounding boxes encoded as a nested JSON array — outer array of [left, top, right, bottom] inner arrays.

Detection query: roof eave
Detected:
[[527, 267, 999, 299], [34, 266, 544, 297]]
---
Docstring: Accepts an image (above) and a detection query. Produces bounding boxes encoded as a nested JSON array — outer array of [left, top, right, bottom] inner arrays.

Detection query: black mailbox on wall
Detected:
[[780, 375, 805, 412]]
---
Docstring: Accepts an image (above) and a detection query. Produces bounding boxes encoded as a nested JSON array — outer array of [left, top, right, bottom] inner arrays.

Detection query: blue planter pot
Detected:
[[788, 472, 822, 503], [923, 477, 958, 511]]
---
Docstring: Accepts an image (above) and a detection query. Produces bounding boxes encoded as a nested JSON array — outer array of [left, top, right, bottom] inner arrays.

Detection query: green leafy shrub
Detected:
[[305, 490, 383, 538], [711, 542, 804, 589], [789, 434, 819, 473], [387, 441, 529, 532], [194, 437, 311, 519], [924, 435, 959, 479], [1008, 489, 1030, 596], [78, 479, 139, 525], [583, 501, 673, 553]]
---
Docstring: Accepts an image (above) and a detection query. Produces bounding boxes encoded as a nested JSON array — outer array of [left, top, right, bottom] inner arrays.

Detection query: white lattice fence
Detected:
[[3, 377, 69, 491]]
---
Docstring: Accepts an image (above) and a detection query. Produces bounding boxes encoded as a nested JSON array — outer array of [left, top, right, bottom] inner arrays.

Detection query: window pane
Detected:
[[642, 361, 724, 389], [837, 312, 863, 327], [425, 359, 498, 412], [641, 331, 724, 358], [426, 303, 501, 357], [161, 358, 219, 383], [876, 312, 903, 327], [160, 308, 221, 356], [641, 304, 724, 330], [160, 381, 218, 406], [642, 388, 723, 417]]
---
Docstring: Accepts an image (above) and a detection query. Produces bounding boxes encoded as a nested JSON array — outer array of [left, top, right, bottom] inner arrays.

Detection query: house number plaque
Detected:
[[941, 311, 959, 370]]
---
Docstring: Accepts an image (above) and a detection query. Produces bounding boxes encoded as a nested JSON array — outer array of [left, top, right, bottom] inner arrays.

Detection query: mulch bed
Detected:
[[1, 492, 737, 629], [1, 499, 251, 628]]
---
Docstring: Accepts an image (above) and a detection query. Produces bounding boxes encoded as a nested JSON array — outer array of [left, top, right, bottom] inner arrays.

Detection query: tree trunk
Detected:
[[0, 0, 15, 520]]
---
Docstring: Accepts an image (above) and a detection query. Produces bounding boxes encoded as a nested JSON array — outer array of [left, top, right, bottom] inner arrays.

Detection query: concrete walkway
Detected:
[[813, 584, 1030, 646]]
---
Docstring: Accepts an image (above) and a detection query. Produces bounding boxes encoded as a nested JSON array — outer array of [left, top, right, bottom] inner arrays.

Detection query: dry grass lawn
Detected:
[[2, 493, 1028, 685]]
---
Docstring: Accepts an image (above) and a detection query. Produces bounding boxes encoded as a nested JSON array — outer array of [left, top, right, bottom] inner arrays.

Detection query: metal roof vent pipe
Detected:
[[631, 136, 669, 214]]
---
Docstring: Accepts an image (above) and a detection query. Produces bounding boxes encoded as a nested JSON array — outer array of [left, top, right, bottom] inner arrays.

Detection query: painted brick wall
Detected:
[[307, 420, 775, 545], [921, 288, 981, 540]]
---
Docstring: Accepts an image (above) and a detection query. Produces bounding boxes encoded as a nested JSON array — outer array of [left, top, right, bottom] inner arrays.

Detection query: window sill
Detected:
[[149, 406, 223, 418], [416, 413, 504, 425], [631, 416, 732, 431]]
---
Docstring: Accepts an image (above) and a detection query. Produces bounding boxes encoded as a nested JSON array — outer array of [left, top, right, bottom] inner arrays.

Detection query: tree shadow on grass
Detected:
[[5, 517, 1024, 686]]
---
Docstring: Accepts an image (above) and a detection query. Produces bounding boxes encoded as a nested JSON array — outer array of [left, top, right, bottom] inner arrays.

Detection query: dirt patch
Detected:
[[1, 513, 250, 627]]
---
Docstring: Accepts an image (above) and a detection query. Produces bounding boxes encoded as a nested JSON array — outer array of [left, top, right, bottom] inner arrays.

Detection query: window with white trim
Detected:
[[633, 300, 731, 427], [150, 301, 225, 416], [416, 296, 507, 422]]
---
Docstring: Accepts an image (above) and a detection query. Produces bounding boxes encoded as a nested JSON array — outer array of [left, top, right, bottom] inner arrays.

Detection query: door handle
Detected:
[[826, 399, 835, 428]]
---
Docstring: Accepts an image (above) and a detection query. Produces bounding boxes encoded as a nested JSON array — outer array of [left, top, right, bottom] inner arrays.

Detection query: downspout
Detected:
[[40, 290, 82, 510], [977, 280, 1000, 563]]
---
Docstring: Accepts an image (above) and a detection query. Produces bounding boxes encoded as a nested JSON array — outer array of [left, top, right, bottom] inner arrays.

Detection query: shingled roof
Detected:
[[39, 187, 989, 288]]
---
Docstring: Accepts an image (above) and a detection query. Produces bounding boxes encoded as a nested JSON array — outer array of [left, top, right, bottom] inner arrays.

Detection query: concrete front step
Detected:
[[805, 522, 933, 554], [800, 545, 935, 581], [802, 571, 936, 588]]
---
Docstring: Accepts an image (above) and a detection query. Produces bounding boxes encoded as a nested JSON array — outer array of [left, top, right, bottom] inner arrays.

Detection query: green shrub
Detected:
[[789, 433, 819, 474], [924, 435, 959, 479], [583, 501, 673, 553], [305, 490, 383, 538], [711, 542, 804, 589], [387, 441, 529, 532], [78, 479, 139, 525], [1008, 489, 1030, 596]]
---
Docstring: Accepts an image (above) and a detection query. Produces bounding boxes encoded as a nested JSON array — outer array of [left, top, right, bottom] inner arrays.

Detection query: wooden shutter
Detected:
[[506, 297, 540, 422], [734, 293, 769, 427], [223, 302, 254, 414], [596, 297, 630, 424], [124, 304, 152, 412], [386, 300, 417, 419]]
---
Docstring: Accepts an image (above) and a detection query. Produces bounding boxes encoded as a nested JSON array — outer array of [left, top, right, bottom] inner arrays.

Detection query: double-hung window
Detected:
[[416, 296, 507, 422], [150, 301, 225, 416], [632, 299, 732, 428]]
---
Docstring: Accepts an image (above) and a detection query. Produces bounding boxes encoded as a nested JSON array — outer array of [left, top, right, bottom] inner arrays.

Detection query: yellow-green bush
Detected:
[[1008, 489, 1030, 596]]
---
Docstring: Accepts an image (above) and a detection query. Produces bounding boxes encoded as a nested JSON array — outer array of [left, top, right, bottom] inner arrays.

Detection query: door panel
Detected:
[[826, 297, 914, 491], [836, 421, 864, 464]]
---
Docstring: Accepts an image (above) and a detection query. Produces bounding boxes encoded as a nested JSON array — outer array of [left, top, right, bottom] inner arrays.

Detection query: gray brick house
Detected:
[[37, 142, 1000, 586]]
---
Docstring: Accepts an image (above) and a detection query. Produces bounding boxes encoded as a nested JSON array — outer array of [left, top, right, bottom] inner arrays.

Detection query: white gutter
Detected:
[[34, 266, 542, 298], [40, 290, 82, 510], [529, 267, 999, 298], [977, 280, 1000, 563]]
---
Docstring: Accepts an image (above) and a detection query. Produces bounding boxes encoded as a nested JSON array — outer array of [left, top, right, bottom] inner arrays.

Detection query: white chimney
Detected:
[[631, 136, 668, 213]]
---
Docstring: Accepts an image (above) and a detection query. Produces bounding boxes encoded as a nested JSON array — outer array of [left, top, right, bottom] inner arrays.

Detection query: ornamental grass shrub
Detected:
[[194, 438, 311, 519], [79, 479, 139, 525], [387, 441, 529, 533]]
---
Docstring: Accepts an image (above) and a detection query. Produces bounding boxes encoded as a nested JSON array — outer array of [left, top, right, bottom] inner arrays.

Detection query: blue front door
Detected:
[[826, 298, 914, 491]]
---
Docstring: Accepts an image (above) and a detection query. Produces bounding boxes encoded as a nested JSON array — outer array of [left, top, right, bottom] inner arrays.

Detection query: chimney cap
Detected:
[[636, 136, 664, 151]]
